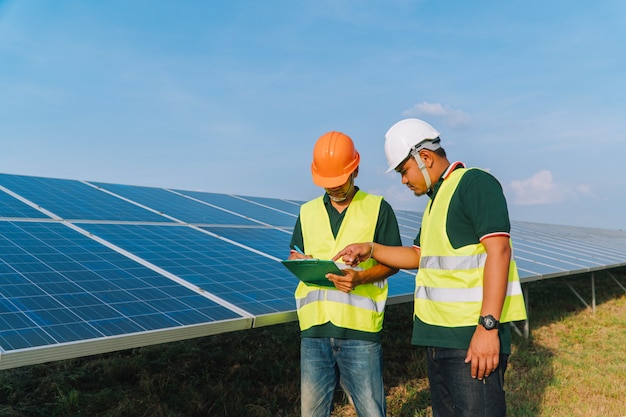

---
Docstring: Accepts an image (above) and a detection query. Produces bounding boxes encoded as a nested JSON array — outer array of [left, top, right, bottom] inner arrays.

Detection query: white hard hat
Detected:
[[384, 118, 441, 173]]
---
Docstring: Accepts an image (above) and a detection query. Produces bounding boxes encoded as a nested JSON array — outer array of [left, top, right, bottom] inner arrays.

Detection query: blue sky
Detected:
[[1, 1, 625, 231]]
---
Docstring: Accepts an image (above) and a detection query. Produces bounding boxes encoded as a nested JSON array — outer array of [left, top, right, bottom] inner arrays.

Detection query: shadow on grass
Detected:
[[380, 302, 432, 417], [507, 337, 555, 416], [0, 322, 304, 417]]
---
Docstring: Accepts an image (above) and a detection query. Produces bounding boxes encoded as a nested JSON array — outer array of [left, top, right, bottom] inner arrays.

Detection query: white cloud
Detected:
[[507, 170, 592, 206], [402, 102, 471, 129]]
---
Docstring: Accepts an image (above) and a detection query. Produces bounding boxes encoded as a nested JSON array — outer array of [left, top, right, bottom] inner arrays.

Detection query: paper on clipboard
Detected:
[[281, 259, 361, 287]]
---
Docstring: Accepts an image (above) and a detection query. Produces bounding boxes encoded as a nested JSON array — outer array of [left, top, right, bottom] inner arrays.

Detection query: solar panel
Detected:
[[198, 226, 293, 260], [88, 182, 259, 226], [0, 221, 249, 369], [78, 223, 296, 317], [1, 172, 626, 370], [511, 222, 626, 281], [0, 187, 50, 219], [237, 195, 303, 216], [175, 190, 298, 227], [395, 210, 422, 247], [0, 174, 168, 222]]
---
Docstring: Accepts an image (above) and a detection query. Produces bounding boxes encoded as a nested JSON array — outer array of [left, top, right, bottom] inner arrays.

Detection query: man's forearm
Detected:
[[371, 243, 421, 270]]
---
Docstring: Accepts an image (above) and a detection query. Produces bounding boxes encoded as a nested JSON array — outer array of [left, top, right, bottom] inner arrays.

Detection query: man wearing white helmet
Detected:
[[333, 119, 527, 417]]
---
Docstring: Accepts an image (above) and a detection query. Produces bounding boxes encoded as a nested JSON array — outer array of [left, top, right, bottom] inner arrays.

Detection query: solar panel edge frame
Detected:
[[81, 180, 184, 223], [0, 184, 59, 220], [0, 317, 252, 371], [166, 188, 281, 228], [253, 310, 297, 328]]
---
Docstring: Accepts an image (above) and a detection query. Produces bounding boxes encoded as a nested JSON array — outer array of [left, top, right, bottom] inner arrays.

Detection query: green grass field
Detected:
[[0, 270, 624, 417]]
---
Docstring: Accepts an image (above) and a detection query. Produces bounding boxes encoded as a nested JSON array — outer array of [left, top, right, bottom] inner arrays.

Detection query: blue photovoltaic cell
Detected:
[[395, 210, 423, 225], [178, 190, 298, 227], [387, 270, 416, 298], [514, 248, 599, 272], [0, 221, 242, 352], [514, 257, 570, 278], [0, 174, 168, 222], [200, 226, 292, 260], [91, 182, 259, 226], [395, 210, 421, 246], [398, 222, 419, 236], [514, 242, 616, 271], [80, 223, 298, 316], [239, 196, 303, 216], [398, 233, 417, 248], [512, 224, 626, 266], [0, 190, 50, 219]]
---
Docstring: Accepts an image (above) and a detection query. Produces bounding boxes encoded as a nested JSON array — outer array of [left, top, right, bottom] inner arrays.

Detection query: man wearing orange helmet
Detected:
[[288, 131, 402, 417]]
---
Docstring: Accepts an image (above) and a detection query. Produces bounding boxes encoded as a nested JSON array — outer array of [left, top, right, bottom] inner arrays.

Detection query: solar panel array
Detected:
[[1, 172, 626, 370]]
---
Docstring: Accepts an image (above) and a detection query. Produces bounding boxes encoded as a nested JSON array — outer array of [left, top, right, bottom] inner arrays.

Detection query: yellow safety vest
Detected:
[[415, 168, 527, 327], [295, 191, 388, 333]]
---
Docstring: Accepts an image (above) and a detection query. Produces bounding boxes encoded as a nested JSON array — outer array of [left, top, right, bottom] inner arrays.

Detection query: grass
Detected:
[[505, 272, 626, 417], [0, 270, 624, 417]]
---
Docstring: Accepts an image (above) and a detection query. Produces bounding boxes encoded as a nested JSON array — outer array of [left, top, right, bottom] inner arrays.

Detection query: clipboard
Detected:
[[280, 259, 344, 287]]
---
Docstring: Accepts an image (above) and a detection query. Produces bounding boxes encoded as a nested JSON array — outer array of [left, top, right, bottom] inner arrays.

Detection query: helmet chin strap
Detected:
[[328, 175, 355, 202], [416, 156, 432, 191], [329, 191, 350, 202]]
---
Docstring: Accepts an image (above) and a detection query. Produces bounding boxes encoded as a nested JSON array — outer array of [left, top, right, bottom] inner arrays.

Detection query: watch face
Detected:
[[480, 315, 498, 330]]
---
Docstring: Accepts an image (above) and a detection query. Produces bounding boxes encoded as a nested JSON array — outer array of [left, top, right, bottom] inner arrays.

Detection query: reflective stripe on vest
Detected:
[[296, 191, 387, 333], [296, 285, 387, 312], [415, 281, 523, 302], [416, 168, 527, 327], [420, 253, 487, 271]]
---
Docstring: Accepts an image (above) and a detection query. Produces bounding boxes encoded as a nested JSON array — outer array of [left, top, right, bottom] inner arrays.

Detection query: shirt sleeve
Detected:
[[458, 169, 511, 239], [289, 215, 304, 252], [375, 199, 403, 247], [413, 229, 421, 248]]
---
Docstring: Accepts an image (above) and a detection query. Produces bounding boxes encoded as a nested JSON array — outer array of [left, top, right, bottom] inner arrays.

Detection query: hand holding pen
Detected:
[[288, 245, 313, 260]]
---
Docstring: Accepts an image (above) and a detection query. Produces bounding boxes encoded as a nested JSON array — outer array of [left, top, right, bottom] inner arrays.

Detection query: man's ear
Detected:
[[418, 150, 434, 168], [353, 166, 359, 179]]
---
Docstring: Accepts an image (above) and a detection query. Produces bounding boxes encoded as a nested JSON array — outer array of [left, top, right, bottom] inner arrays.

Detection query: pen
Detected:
[[293, 245, 305, 255]]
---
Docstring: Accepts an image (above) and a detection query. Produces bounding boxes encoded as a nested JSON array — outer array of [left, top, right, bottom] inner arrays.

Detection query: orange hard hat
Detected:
[[311, 131, 360, 188]]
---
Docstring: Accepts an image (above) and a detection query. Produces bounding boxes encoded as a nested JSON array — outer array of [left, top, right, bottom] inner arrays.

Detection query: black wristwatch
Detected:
[[478, 315, 499, 330]]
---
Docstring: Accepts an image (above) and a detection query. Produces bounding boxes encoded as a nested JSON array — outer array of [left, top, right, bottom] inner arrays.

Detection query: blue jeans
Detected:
[[426, 347, 508, 417], [300, 337, 386, 417]]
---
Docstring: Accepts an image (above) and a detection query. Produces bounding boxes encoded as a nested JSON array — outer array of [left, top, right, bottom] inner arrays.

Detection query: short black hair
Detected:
[[434, 147, 447, 158]]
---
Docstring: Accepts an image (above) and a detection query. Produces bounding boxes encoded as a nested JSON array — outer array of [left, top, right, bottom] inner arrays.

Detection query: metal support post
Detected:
[[562, 276, 591, 310], [510, 284, 530, 339], [591, 272, 596, 314], [607, 271, 626, 293]]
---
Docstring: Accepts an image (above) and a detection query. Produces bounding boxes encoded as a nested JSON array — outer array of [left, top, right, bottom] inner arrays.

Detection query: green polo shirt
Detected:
[[412, 163, 513, 353], [290, 187, 402, 342]]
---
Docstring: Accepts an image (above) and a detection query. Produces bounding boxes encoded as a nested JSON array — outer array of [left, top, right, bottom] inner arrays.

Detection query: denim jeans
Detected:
[[300, 337, 386, 417], [426, 347, 508, 417]]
